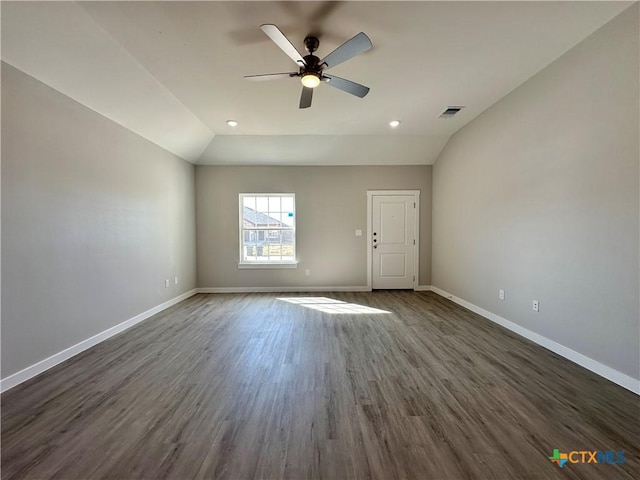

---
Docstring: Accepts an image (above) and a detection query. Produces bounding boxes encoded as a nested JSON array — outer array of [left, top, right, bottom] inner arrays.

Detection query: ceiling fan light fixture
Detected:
[[301, 73, 320, 89], [246, 24, 372, 108]]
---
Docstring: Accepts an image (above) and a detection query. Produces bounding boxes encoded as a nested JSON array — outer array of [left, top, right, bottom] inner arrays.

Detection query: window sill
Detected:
[[238, 262, 298, 270]]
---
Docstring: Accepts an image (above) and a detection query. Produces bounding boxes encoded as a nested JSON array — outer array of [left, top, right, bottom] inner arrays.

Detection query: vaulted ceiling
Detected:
[[1, 1, 632, 165]]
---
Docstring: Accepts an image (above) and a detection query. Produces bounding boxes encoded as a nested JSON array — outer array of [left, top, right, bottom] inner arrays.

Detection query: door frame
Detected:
[[366, 190, 420, 291]]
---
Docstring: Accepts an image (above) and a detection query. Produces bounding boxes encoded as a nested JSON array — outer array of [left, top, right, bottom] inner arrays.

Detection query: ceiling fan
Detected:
[[244, 24, 372, 109]]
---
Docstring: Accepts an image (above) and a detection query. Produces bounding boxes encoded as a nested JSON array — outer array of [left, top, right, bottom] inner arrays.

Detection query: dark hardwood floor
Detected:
[[2, 291, 638, 479]]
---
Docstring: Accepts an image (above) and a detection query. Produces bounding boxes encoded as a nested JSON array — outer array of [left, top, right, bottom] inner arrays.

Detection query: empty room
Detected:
[[1, 1, 638, 479]]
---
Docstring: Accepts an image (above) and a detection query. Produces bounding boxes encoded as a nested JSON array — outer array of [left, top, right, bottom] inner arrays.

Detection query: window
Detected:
[[239, 194, 296, 266]]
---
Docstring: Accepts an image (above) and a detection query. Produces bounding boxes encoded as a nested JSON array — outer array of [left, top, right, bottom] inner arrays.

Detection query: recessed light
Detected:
[[226, 120, 238, 127], [389, 120, 401, 128]]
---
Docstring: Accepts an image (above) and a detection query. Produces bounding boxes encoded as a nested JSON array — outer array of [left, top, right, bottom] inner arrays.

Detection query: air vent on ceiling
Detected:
[[439, 106, 464, 118]]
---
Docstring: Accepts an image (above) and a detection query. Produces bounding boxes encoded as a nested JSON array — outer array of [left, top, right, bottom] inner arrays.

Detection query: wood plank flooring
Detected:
[[2, 291, 638, 479]]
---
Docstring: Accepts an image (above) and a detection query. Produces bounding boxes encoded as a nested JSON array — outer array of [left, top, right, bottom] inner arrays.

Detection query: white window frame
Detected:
[[238, 193, 297, 269]]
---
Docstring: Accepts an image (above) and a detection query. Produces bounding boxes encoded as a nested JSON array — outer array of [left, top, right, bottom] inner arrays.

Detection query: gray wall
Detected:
[[431, 6, 639, 380], [196, 165, 432, 288], [1, 63, 197, 378]]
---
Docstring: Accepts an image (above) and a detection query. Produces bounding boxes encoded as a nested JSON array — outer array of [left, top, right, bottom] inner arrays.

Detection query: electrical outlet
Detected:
[[305, 269, 311, 276], [174, 276, 178, 285], [165, 279, 170, 288], [499, 289, 505, 300], [532, 300, 539, 312], [355, 229, 363, 237]]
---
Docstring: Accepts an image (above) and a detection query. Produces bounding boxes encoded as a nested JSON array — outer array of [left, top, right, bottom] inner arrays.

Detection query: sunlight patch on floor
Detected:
[[278, 297, 390, 314]]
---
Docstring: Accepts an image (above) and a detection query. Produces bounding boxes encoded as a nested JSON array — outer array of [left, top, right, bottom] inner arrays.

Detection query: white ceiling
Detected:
[[1, 1, 632, 165]]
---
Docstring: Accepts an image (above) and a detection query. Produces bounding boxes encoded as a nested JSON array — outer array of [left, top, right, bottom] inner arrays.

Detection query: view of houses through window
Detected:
[[240, 194, 295, 264]]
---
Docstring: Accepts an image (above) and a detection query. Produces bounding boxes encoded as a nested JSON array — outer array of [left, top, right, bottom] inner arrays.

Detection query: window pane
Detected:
[[281, 196, 293, 212], [242, 196, 256, 225], [269, 197, 280, 213], [267, 230, 281, 242], [243, 244, 256, 262], [282, 229, 294, 260], [243, 207, 256, 226], [282, 230, 294, 243], [243, 196, 255, 210], [282, 211, 294, 227], [242, 227, 256, 262], [268, 230, 280, 262], [269, 212, 282, 227], [256, 197, 269, 213]]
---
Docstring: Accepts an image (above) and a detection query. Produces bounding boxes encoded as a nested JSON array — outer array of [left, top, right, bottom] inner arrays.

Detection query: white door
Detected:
[[372, 194, 417, 289]]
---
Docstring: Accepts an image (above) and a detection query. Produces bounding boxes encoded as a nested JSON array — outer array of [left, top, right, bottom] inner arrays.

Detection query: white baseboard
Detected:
[[0, 289, 198, 393], [414, 285, 432, 291], [197, 286, 371, 293], [430, 286, 640, 395]]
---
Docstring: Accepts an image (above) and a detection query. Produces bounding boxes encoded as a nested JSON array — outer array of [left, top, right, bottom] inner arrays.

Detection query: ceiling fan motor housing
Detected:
[[301, 55, 322, 75], [304, 36, 320, 53], [301, 37, 323, 78]]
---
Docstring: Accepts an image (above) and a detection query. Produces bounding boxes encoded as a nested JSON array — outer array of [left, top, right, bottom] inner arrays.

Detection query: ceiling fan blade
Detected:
[[320, 32, 372, 69], [299, 86, 313, 109], [260, 24, 306, 67], [323, 75, 370, 98], [244, 73, 297, 81]]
